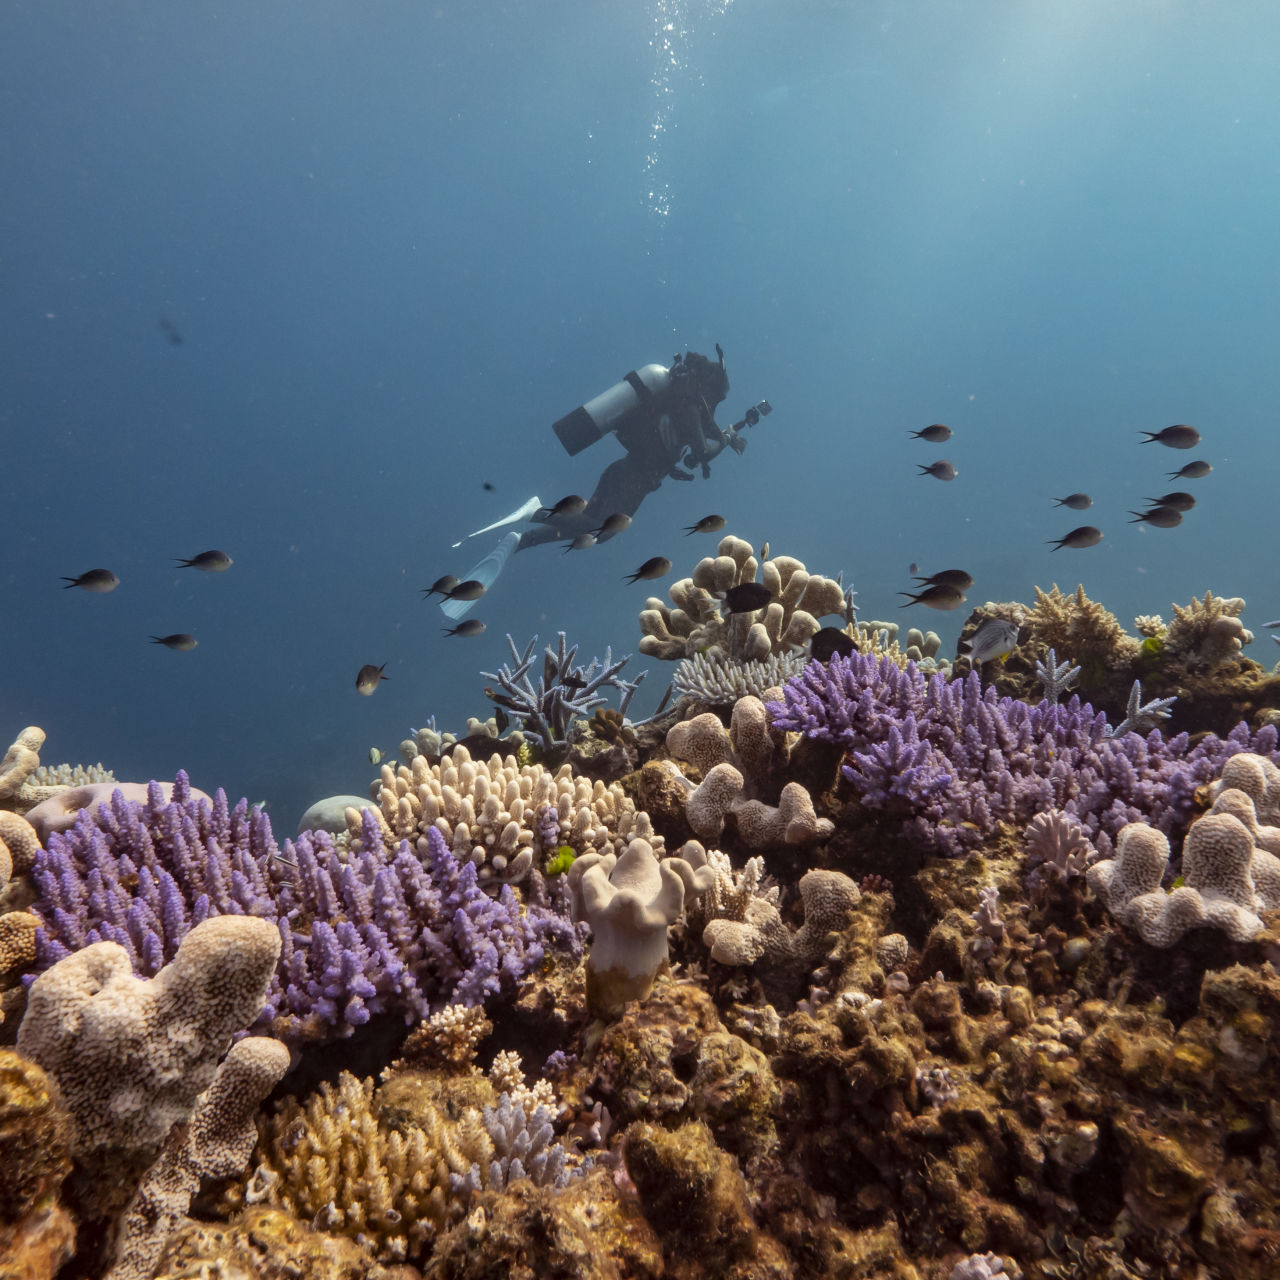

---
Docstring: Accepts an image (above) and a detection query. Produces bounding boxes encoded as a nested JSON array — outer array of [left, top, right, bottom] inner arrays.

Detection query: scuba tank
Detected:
[[552, 363, 672, 456]]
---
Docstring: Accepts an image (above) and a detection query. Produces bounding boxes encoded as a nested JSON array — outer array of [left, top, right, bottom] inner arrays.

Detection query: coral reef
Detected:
[[12, 577, 1280, 1280]]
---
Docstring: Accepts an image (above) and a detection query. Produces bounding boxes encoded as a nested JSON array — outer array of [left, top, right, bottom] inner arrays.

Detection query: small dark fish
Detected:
[[175, 550, 233, 572], [624, 556, 671, 583], [810, 626, 856, 662], [1140, 424, 1201, 449], [908, 562, 919, 576], [355, 663, 389, 695], [1142, 491, 1196, 512], [1047, 526, 1103, 551], [62, 568, 120, 592], [1167, 459, 1212, 480], [150, 633, 197, 651], [562, 533, 597, 553], [494, 706, 510, 734], [912, 569, 974, 590], [1129, 506, 1183, 528], [898, 584, 967, 610], [159, 317, 183, 346], [594, 513, 633, 539], [482, 481, 495, 492], [723, 582, 774, 614], [561, 674, 589, 690], [1053, 493, 1093, 510], [910, 423, 952, 442], [446, 579, 486, 601], [537, 495, 587, 520], [684, 514, 726, 535], [917, 460, 957, 481], [443, 619, 486, 637], [421, 574, 460, 599]]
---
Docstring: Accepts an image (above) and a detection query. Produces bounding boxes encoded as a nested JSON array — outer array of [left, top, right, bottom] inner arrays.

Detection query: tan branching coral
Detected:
[[1164, 592, 1254, 666], [1025, 584, 1141, 670], [239, 1070, 489, 1262], [349, 743, 641, 886], [639, 534, 847, 663]]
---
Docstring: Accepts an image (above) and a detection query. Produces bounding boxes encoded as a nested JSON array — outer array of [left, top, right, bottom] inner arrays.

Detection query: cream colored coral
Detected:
[[0, 810, 41, 877], [854, 620, 945, 670], [1133, 614, 1166, 639], [1165, 592, 1253, 665], [106, 1036, 291, 1280], [0, 726, 45, 807], [639, 534, 846, 663], [1209, 752, 1280, 826], [1088, 810, 1280, 947], [349, 743, 637, 885]]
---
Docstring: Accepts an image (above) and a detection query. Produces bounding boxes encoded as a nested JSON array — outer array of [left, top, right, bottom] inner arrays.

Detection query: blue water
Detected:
[[3, 0, 1277, 829]]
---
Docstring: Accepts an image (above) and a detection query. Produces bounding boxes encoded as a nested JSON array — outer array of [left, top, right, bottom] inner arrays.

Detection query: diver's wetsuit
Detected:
[[517, 353, 735, 551]]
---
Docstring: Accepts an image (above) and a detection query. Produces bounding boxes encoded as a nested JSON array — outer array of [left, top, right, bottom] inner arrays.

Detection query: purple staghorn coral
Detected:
[[768, 653, 1280, 856], [30, 772, 581, 1044]]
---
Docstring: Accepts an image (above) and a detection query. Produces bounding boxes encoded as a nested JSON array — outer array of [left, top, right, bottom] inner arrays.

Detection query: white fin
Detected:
[[451, 496, 542, 548], [440, 533, 520, 619]]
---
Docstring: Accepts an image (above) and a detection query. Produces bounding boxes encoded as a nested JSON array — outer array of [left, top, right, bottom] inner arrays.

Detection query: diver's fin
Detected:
[[450, 496, 542, 548], [440, 533, 520, 619]]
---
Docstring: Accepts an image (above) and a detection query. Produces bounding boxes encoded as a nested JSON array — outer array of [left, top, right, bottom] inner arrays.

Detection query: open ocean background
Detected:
[[3, 0, 1277, 830]]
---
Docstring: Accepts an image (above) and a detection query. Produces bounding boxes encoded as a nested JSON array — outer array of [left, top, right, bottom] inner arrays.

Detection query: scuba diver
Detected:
[[442, 344, 770, 618]]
